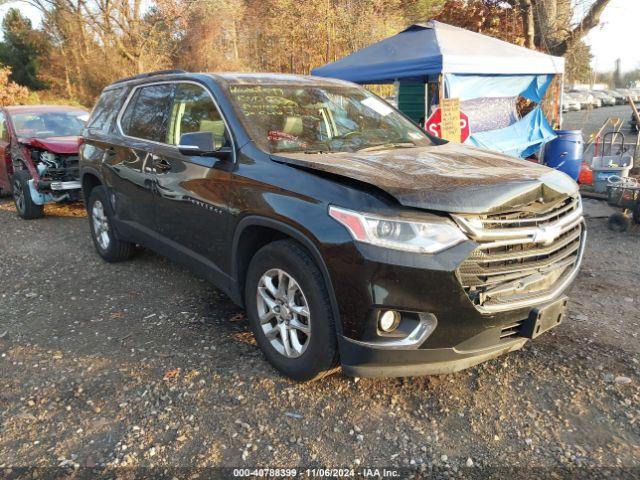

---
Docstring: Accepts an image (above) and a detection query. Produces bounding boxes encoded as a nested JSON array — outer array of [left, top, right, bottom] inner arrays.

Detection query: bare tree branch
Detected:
[[550, 0, 612, 55]]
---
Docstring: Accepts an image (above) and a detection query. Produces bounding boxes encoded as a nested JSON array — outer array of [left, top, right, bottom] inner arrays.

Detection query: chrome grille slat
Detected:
[[461, 255, 576, 289], [460, 236, 580, 279], [472, 226, 581, 263], [452, 196, 585, 313], [480, 199, 578, 227]]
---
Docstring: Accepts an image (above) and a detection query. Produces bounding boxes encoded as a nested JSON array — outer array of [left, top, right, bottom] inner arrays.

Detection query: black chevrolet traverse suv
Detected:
[[80, 71, 585, 381]]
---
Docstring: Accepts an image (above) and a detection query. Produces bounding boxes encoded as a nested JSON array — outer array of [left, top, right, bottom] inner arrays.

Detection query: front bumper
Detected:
[[339, 295, 568, 377], [340, 334, 527, 377], [325, 237, 577, 377]]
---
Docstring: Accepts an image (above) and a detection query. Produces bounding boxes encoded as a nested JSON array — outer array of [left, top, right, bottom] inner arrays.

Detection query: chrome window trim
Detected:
[[115, 79, 236, 164]]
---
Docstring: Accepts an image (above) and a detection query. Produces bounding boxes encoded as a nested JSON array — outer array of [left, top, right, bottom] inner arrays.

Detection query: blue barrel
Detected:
[[543, 130, 584, 181]]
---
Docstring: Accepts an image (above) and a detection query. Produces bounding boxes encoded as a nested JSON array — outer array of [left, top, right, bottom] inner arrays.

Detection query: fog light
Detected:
[[379, 310, 401, 332]]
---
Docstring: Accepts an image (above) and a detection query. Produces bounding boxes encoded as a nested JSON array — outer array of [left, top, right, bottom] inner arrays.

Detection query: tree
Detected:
[[512, 0, 612, 56], [564, 40, 593, 83], [0, 65, 30, 105], [0, 8, 49, 89], [434, 0, 524, 45]]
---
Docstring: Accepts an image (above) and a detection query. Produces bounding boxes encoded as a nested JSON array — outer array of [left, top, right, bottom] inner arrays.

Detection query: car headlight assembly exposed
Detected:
[[328, 205, 468, 254]]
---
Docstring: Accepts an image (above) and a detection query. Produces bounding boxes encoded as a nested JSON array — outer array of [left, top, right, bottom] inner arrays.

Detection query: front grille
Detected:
[[42, 155, 80, 182], [452, 196, 585, 313]]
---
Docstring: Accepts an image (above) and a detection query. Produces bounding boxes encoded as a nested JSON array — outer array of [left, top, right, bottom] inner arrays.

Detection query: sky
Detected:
[[0, 0, 638, 73], [583, 0, 639, 72]]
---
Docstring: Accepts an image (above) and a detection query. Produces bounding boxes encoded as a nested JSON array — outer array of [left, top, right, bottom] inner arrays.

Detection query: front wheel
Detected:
[[12, 170, 44, 219], [87, 186, 135, 262], [245, 240, 339, 381]]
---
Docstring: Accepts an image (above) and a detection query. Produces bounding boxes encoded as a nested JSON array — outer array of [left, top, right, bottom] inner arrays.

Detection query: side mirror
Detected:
[[178, 131, 232, 160]]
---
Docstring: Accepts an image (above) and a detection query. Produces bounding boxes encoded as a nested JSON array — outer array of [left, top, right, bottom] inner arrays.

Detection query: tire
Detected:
[[12, 170, 44, 219], [87, 186, 135, 262], [245, 239, 339, 381], [608, 212, 631, 232], [633, 203, 640, 225]]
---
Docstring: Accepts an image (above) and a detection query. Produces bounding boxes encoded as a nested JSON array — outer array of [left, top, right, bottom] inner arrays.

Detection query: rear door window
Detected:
[[120, 84, 175, 143]]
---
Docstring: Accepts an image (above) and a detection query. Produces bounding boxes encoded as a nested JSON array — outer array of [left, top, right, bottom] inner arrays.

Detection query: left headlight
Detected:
[[328, 205, 468, 254]]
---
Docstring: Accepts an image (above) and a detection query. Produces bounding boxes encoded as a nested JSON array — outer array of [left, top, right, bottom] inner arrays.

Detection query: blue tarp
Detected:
[[445, 73, 557, 157], [445, 74, 554, 102], [467, 108, 557, 158]]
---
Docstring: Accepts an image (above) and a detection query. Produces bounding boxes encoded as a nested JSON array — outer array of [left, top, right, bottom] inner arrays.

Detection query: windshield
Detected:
[[227, 84, 433, 153], [12, 111, 88, 139]]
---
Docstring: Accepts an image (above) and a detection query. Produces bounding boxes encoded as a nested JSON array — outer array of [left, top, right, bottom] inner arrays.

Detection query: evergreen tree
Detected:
[[0, 8, 48, 90]]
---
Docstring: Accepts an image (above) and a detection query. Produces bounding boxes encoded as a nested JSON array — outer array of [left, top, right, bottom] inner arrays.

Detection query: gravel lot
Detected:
[[564, 104, 638, 161], [1, 108, 639, 477]]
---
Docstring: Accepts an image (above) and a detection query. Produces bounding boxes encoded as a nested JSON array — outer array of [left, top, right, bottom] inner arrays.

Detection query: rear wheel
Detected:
[[88, 186, 135, 262], [245, 240, 339, 381], [12, 170, 44, 219]]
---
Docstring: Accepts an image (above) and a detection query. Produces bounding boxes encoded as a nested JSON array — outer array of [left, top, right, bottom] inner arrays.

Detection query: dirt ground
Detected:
[[0, 194, 638, 479]]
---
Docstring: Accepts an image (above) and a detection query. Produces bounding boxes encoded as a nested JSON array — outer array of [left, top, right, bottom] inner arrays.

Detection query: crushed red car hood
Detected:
[[273, 143, 578, 214], [19, 136, 80, 155]]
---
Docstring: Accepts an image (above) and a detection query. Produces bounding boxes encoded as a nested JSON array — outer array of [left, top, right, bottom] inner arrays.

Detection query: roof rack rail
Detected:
[[112, 69, 187, 85]]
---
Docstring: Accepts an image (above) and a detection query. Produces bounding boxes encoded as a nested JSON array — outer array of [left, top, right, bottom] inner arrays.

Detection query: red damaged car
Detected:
[[0, 105, 88, 219]]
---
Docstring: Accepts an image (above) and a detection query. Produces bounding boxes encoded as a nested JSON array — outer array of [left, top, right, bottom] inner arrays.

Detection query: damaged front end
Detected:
[[17, 138, 82, 205], [452, 195, 586, 313]]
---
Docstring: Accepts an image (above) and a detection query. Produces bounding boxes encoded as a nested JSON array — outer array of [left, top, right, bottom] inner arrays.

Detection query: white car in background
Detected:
[[571, 91, 598, 109], [562, 93, 582, 112], [617, 89, 640, 102], [604, 90, 627, 104], [591, 91, 616, 107]]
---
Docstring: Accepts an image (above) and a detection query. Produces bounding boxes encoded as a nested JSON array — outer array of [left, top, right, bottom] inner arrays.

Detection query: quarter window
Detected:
[[120, 84, 174, 142], [88, 87, 128, 133], [0, 113, 8, 142], [166, 83, 228, 146]]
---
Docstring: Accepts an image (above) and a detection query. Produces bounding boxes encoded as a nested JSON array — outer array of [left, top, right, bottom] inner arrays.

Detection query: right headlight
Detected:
[[328, 205, 467, 254]]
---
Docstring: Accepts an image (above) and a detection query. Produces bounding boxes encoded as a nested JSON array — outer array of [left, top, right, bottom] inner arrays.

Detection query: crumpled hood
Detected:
[[19, 136, 80, 155], [272, 143, 578, 214]]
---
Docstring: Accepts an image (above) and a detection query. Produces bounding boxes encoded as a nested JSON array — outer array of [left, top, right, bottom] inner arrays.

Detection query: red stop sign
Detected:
[[425, 108, 470, 142]]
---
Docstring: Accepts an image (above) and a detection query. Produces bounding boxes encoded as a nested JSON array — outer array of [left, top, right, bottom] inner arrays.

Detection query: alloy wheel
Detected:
[[92, 200, 111, 251], [256, 268, 311, 358]]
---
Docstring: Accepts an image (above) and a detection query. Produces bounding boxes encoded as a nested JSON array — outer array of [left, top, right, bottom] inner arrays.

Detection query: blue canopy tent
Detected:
[[311, 21, 565, 158]]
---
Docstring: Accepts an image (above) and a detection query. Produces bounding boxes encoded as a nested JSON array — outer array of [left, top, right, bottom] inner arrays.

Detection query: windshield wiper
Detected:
[[356, 142, 415, 152]]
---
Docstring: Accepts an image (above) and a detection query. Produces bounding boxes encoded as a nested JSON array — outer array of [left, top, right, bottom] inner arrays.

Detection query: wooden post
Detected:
[[629, 96, 640, 163], [557, 74, 564, 129], [438, 74, 443, 107], [629, 96, 640, 126]]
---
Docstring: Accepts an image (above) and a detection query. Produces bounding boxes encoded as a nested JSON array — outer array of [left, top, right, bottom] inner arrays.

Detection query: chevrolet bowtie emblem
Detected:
[[532, 225, 562, 245]]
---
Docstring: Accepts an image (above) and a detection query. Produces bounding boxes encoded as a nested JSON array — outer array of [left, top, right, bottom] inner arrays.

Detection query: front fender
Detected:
[[230, 215, 344, 336]]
